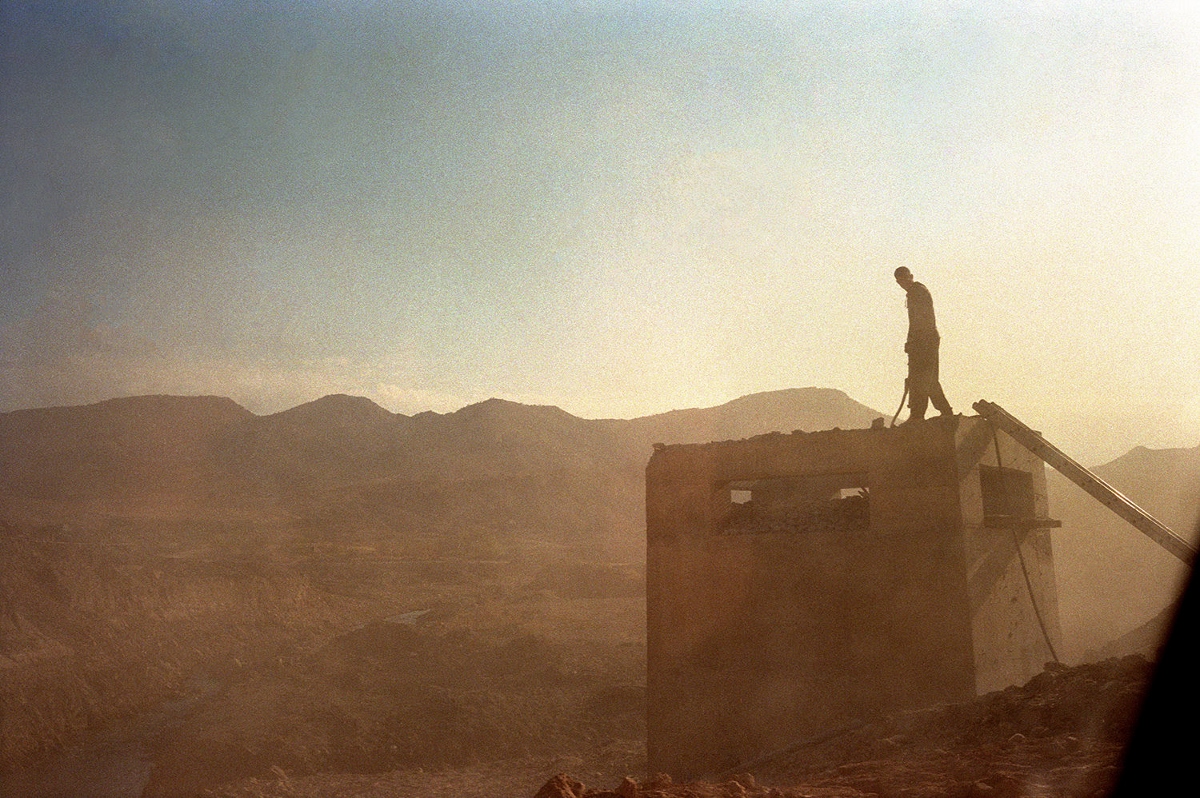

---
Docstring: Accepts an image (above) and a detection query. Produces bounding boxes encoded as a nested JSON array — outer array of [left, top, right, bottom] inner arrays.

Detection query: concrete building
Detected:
[[645, 414, 1062, 777]]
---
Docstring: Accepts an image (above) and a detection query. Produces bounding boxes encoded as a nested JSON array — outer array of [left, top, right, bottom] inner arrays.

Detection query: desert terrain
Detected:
[[1, 388, 1195, 797]]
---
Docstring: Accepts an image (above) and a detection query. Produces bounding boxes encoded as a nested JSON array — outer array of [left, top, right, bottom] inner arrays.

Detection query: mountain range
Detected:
[[0, 388, 882, 560], [1048, 444, 1200, 660], [1, 387, 1196, 658]]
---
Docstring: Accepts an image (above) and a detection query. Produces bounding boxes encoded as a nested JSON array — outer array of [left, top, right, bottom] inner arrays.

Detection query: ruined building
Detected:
[[646, 415, 1062, 776]]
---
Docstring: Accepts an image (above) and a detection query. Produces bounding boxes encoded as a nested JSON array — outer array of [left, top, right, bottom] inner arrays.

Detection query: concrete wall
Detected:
[[954, 419, 1063, 693], [646, 416, 1061, 777]]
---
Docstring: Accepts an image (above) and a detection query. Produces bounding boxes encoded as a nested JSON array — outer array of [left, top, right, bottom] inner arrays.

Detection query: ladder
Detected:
[[973, 400, 1195, 565]]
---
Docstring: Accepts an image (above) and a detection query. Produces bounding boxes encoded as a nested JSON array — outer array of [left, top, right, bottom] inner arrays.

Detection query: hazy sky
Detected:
[[2, 0, 1198, 464]]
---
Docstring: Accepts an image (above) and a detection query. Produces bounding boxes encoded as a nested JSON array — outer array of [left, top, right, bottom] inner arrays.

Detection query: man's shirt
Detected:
[[906, 281, 939, 343]]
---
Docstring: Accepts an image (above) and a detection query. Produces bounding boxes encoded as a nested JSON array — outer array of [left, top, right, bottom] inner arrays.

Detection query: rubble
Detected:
[[538, 655, 1152, 798], [723, 494, 870, 536]]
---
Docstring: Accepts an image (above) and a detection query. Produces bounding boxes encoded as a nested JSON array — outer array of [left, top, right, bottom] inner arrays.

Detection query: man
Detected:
[[894, 266, 953, 422]]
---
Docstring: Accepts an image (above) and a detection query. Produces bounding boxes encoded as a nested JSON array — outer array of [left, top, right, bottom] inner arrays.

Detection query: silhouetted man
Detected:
[[894, 266, 952, 422]]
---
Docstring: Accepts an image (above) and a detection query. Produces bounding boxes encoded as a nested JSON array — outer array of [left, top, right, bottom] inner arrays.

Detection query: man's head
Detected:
[[894, 266, 914, 290]]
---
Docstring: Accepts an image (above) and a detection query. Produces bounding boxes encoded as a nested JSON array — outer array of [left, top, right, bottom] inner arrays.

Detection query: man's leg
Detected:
[[928, 348, 953, 415], [929, 381, 952, 415], [907, 356, 932, 421]]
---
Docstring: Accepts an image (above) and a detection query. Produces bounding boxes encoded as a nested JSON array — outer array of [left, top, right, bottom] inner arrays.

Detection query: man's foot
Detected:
[[939, 408, 954, 417]]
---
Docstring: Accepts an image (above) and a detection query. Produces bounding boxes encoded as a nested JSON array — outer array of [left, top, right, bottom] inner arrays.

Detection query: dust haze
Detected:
[[3, 2, 1199, 797], [2, 390, 1197, 796]]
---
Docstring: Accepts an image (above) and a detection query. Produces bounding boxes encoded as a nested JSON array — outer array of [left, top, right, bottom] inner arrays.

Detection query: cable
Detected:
[[990, 424, 1061, 664]]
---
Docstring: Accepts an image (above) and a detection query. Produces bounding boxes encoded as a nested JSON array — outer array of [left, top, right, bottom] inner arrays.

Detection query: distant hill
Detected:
[[0, 395, 253, 518], [1086, 603, 1176, 661], [0, 388, 884, 560], [6, 388, 1194, 661], [1048, 443, 1200, 662], [610, 387, 884, 445]]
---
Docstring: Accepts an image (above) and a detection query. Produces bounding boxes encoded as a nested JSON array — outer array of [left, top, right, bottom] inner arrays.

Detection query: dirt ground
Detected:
[[200, 657, 1148, 798], [0, 523, 647, 797], [0, 521, 1152, 798]]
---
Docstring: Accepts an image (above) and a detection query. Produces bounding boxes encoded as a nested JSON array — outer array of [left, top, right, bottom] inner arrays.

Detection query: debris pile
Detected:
[[725, 494, 869, 536], [537, 655, 1152, 798]]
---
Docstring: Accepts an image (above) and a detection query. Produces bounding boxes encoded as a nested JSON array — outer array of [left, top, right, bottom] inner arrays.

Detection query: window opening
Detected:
[[721, 474, 869, 534], [979, 465, 1034, 520]]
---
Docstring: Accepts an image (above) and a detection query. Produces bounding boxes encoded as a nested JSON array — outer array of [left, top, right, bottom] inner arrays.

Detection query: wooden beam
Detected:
[[973, 400, 1195, 565]]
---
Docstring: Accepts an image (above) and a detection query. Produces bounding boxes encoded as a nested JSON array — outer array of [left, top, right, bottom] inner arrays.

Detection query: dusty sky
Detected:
[[2, 0, 1198, 464]]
